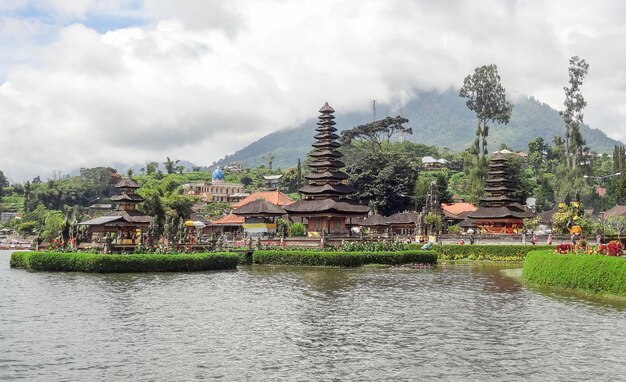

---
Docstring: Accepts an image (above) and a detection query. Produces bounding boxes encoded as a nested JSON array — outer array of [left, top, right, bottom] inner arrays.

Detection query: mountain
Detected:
[[214, 89, 625, 170]]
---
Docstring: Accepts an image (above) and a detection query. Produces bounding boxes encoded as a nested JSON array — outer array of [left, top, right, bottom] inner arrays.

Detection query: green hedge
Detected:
[[523, 250, 626, 296], [251, 250, 437, 267], [431, 244, 553, 261], [10, 252, 239, 273]]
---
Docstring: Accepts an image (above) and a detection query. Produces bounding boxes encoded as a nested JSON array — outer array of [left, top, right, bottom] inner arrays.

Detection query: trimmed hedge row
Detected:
[[523, 250, 626, 296], [251, 250, 437, 267], [431, 244, 553, 261], [10, 252, 239, 273]]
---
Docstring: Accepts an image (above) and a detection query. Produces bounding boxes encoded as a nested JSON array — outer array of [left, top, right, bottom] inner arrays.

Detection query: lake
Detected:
[[1, 250, 625, 381]]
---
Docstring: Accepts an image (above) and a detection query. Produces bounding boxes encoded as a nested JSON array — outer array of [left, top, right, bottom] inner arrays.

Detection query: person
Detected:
[[571, 233, 577, 246], [547, 233, 553, 245], [458, 239, 465, 245], [531, 233, 537, 245], [469, 234, 475, 245]]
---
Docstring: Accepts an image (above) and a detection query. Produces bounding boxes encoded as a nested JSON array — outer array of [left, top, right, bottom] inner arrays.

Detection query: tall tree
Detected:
[[561, 56, 589, 170], [0, 170, 8, 198], [459, 64, 513, 183], [146, 161, 158, 175], [340, 115, 411, 152], [296, 158, 302, 190], [163, 157, 179, 174], [346, 150, 418, 215]]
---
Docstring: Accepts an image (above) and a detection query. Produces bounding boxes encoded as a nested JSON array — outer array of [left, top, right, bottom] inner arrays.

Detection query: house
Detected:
[[421, 156, 449, 170]]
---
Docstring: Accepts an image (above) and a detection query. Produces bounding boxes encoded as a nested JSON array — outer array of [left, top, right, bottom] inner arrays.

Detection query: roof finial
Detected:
[[319, 102, 335, 113]]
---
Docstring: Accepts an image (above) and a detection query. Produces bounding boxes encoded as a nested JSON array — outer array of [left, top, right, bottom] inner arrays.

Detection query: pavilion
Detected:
[[233, 199, 287, 236]]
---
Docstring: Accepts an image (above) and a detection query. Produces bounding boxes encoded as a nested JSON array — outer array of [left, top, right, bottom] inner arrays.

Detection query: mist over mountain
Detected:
[[214, 89, 624, 170]]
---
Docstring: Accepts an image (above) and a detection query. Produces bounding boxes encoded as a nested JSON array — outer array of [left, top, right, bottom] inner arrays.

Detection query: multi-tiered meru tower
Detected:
[[284, 102, 369, 235], [467, 153, 533, 234]]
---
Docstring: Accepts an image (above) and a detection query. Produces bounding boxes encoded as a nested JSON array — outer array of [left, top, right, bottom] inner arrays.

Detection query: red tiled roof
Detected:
[[231, 191, 294, 208], [441, 202, 477, 215], [210, 213, 244, 225]]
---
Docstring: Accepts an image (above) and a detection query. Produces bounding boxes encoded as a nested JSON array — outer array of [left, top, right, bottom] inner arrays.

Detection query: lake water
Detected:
[[1, 250, 625, 381]]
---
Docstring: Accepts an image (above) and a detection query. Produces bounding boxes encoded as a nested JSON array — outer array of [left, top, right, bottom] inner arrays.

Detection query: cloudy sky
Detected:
[[1, 0, 625, 181]]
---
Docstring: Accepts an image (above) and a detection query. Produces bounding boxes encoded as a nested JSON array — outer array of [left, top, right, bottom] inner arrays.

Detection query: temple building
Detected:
[[79, 177, 153, 247], [284, 102, 369, 235], [233, 199, 287, 236], [467, 153, 533, 234]]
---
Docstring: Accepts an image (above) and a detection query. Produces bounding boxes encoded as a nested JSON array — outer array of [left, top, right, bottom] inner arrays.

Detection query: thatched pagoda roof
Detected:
[[305, 171, 349, 181], [468, 206, 534, 219], [110, 193, 145, 202], [232, 199, 287, 216], [80, 210, 152, 226], [299, 183, 355, 196], [387, 212, 420, 225], [284, 198, 369, 215], [114, 178, 141, 189], [359, 214, 389, 227]]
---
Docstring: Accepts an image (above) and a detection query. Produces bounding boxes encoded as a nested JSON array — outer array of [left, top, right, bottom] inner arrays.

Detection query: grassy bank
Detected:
[[523, 250, 626, 296], [251, 250, 436, 267], [10, 251, 239, 273], [432, 244, 553, 261]]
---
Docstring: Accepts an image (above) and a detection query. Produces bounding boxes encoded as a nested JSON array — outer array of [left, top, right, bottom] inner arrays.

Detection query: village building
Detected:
[[263, 174, 284, 190], [182, 167, 246, 203], [466, 153, 534, 234], [284, 103, 369, 235], [223, 163, 243, 173], [79, 177, 152, 247], [421, 156, 449, 170]]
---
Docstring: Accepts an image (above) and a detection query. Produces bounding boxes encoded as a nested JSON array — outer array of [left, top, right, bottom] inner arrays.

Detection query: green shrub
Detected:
[[289, 222, 306, 237], [10, 252, 239, 273], [431, 244, 553, 261], [251, 250, 436, 267], [523, 250, 626, 296], [339, 241, 410, 252]]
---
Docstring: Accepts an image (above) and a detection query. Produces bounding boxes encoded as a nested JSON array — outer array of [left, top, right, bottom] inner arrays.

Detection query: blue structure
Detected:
[[212, 167, 225, 182]]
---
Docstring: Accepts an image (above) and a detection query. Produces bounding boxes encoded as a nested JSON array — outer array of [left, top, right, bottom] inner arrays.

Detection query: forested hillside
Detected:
[[215, 89, 624, 169]]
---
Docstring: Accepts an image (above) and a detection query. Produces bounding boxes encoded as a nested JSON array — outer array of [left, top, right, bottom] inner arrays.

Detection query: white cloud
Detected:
[[1, 0, 626, 181]]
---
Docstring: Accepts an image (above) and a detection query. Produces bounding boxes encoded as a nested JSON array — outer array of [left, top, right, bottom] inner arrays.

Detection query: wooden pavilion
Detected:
[[387, 212, 421, 236], [79, 177, 152, 248], [357, 214, 389, 236], [284, 103, 369, 235], [467, 153, 533, 233], [233, 199, 287, 236]]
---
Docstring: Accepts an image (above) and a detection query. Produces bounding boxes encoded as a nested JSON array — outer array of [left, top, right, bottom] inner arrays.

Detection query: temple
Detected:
[[467, 153, 533, 233], [79, 177, 153, 247], [284, 102, 369, 235]]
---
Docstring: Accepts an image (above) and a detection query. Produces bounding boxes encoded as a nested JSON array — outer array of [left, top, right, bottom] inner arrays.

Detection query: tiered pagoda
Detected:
[[284, 102, 369, 235], [79, 177, 153, 247], [467, 153, 533, 234]]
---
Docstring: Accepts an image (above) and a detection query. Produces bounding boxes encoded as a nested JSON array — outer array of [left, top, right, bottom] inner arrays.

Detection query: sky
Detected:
[[1, 0, 626, 182]]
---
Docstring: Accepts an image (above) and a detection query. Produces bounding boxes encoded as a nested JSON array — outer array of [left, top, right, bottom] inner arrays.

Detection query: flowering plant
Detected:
[[556, 243, 574, 254], [607, 240, 623, 256]]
